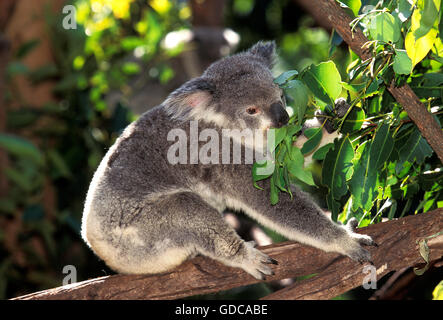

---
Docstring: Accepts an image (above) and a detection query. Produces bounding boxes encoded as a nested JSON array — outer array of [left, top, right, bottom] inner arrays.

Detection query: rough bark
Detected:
[[262, 209, 443, 300], [12, 209, 443, 300], [294, 0, 443, 164]]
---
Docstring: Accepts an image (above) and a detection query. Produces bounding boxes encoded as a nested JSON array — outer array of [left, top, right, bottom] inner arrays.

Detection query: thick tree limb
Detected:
[[12, 209, 443, 300], [261, 209, 443, 300], [295, 0, 443, 164]]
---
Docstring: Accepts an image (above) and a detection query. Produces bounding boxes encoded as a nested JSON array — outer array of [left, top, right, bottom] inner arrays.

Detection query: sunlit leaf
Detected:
[[405, 28, 438, 67], [369, 12, 401, 43], [338, 0, 362, 17], [410, 0, 441, 39], [393, 49, 413, 74], [301, 61, 342, 106], [283, 80, 308, 124], [287, 147, 315, 185]]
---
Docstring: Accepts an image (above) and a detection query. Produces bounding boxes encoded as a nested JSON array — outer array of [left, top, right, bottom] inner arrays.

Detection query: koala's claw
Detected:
[[242, 242, 276, 280], [341, 219, 377, 264]]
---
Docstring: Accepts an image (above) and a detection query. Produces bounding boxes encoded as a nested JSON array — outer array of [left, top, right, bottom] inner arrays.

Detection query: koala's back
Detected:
[[81, 106, 197, 273]]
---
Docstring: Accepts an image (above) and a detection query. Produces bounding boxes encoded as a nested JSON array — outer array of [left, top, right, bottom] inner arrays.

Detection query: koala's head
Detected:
[[164, 41, 289, 131]]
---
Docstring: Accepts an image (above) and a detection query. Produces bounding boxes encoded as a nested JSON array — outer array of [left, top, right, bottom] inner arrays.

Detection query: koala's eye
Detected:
[[246, 106, 260, 115]]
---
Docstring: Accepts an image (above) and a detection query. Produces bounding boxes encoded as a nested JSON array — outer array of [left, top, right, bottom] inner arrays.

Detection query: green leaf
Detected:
[[312, 143, 334, 160], [270, 172, 279, 205], [393, 49, 413, 75], [432, 280, 443, 300], [349, 124, 393, 211], [252, 160, 274, 188], [349, 146, 378, 211], [0, 134, 44, 166], [274, 70, 299, 85], [47, 150, 72, 179], [369, 12, 401, 43], [338, 0, 361, 17], [368, 123, 394, 171], [287, 147, 315, 186], [28, 64, 58, 83], [301, 61, 342, 106], [7, 62, 29, 76], [301, 127, 323, 154], [15, 39, 40, 59], [322, 136, 354, 200], [394, 0, 413, 22], [122, 62, 141, 75], [341, 107, 365, 133], [398, 129, 434, 165], [284, 80, 309, 124], [327, 192, 341, 221], [406, 26, 438, 67], [269, 127, 287, 152], [233, 0, 255, 15], [411, 0, 441, 40], [286, 124, 302, 137]]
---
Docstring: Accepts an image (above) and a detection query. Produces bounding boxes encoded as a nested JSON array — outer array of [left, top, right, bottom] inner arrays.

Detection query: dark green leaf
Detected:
[[398, 129, 434, 166], [15, 39, 40, 59], [0, 134, 44, 166], [322, 136, 354, 200], [274, 70, 299, 85], [301, 127, 323, 154], [341, 107, 365, 133], [313, 143, 334, 160]]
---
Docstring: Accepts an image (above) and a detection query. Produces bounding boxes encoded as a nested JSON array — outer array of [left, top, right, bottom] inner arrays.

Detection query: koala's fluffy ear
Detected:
[[164, 77, 215, 119], [248, 41, 276, 67]]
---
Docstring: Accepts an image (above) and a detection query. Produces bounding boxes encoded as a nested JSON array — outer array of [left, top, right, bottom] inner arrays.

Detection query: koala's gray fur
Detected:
[[81, 41, 376, 280]]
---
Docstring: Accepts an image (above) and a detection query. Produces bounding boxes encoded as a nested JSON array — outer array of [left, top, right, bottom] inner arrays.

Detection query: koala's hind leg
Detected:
[[167, 192, 277, 280]]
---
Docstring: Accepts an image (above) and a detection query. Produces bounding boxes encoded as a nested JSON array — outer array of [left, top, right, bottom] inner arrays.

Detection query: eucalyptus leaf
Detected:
[[322, 136, 354, 200], [0, 134, 44, 166], [398, 129, 434, 166], [301, 127, 323, 155], [369, 12, 401, 43], [312, 143, 334, 160], [284, 80, 309, 124], [274, 70, 299, 85], [393, 49, 413, 75], [301, 61, 342, 106], [341, 107, 365, 134]]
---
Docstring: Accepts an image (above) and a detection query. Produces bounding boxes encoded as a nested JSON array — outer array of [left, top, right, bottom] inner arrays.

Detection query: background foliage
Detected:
[[0, 0, 442, 299]]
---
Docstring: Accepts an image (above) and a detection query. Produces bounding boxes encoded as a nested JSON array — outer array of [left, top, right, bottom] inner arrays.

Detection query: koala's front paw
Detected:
[[241, 241, 278, 280], [341, 218, 378, 264]]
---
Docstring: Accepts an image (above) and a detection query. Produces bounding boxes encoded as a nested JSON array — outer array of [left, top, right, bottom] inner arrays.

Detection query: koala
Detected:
[[81, 41, 376, 280]]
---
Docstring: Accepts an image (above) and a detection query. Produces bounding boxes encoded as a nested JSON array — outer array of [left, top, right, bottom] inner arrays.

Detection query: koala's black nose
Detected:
[[270, 102, 289, 128]]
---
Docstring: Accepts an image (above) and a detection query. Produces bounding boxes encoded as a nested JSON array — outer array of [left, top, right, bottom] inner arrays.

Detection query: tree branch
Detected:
[[12, 209, 443, 300], [294, 0, 443, 164], [261, 209, 443, 300]]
